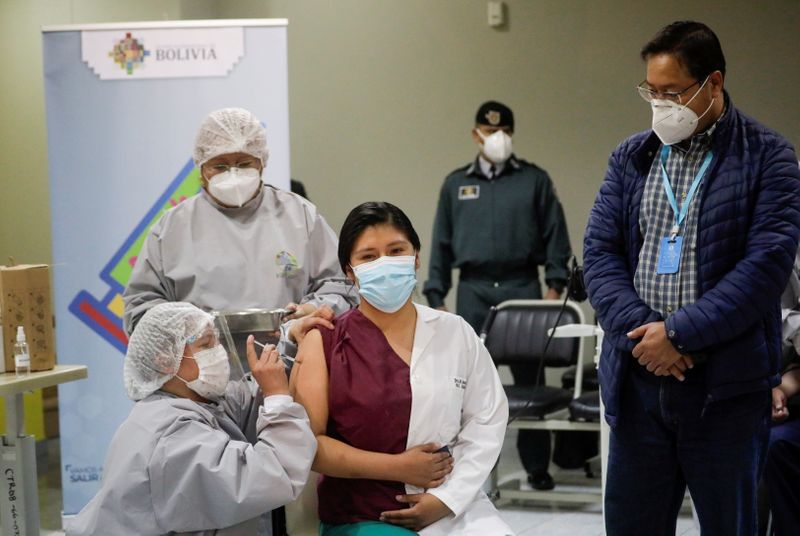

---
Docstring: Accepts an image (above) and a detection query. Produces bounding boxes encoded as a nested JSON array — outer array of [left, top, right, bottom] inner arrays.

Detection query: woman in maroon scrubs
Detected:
[[291, 202, 511, 536]]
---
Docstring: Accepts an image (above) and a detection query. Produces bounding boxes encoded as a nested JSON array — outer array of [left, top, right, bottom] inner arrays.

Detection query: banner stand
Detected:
[[42, 18, 290, 517]]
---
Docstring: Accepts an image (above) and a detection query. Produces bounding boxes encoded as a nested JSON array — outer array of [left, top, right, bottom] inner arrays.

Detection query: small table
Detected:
[[0, 365, 88, 536]]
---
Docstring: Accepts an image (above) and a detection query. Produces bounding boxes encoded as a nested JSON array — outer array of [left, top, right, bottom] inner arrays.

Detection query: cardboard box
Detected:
[[0, 264, 56, 372]]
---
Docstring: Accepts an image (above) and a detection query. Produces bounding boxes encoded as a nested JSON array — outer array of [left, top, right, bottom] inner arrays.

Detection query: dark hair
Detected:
[[641, 21, 726, 80], [338, 202, 421, 273]]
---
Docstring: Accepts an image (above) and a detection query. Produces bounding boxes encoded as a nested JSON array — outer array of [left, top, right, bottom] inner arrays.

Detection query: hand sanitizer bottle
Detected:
[[14, 326, 30, 377]]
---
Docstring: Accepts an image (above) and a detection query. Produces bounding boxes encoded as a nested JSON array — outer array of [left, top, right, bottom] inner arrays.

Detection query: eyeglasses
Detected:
[[204, 159, 260, 176], [636, 79, 702, 104]]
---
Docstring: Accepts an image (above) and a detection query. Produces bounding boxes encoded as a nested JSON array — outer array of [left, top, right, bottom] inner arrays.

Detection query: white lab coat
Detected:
[[65, 379, 316, 536], [405, 304, 514, 536]]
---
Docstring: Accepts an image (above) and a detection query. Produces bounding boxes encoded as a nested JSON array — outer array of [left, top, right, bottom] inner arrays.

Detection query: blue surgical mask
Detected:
[[352, 255, 417, 313]]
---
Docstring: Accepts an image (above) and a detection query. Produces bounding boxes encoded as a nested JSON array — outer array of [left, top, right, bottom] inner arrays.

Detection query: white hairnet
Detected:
[[123, 302, 215, 401], [192, 107, 269, 168]]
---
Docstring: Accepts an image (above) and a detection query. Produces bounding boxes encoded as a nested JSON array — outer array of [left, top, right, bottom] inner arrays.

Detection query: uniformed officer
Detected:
[[423, 100, 571, 490]]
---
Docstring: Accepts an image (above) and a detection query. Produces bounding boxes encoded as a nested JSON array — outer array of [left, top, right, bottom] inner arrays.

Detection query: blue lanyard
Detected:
[[660, 145, 713, 239]]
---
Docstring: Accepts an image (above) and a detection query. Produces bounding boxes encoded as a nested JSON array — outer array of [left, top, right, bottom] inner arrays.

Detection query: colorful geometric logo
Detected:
[[108, 32, 150, 75], [275, 250, 300, 279], [69, 160, 201, 353]]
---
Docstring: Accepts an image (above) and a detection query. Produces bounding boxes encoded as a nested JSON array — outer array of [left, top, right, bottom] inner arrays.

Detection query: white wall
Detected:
[[219, 0, 800, 308], [2, 0, 799, 309], [0, 0, 217, 265]]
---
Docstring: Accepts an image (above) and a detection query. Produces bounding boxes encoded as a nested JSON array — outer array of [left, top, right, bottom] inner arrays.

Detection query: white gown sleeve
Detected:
[[123, 223, 175, 334], [219, 376, 265, 443], [149, 395, 316, 532], [299, 209, 359, 315]]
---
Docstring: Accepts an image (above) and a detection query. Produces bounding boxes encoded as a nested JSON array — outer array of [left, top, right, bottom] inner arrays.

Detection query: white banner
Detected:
[[43, 20, 289, 515], [81, 27, 244, 79]]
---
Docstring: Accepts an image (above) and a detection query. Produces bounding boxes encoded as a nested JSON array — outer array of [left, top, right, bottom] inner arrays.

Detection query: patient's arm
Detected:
[[290, 330, 452, 488]]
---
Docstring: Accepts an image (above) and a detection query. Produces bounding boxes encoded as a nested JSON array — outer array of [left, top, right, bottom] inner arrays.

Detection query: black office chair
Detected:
[[481, 299, 602, 504], [560, 364, 601, 473], [561, 364, 599, 391], [481, 300, 582, 419]]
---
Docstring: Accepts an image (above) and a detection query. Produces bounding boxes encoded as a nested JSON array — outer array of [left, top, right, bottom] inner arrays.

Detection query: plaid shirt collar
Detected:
[[672, 102, 728, 155]]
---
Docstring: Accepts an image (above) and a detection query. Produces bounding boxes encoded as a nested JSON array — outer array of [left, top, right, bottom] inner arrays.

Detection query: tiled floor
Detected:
[[36, 429, 700, 535], [492, 429, 699, 536], [494, 477, 699, 536]]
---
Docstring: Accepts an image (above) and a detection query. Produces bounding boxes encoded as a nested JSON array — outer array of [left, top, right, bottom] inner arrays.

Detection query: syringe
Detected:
[[253, 339, 296, 362]]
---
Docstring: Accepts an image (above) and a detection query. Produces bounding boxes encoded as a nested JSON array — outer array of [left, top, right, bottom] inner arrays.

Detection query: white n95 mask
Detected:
[[208, 167, 262, 207], [177, 345, 230, 400], [651, 77, 715, 145], [476, 129, 513, 164]]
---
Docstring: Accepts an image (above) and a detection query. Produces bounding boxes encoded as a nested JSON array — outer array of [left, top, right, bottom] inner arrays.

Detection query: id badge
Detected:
[[657, 236, 683, 274], [458, 185, 480, 200]]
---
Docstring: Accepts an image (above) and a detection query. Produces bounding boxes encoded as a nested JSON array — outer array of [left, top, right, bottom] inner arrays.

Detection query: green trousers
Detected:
[[319, 521, 418, 535]]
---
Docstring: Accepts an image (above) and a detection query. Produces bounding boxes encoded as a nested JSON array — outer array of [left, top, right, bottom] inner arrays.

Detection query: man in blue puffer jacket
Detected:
[[584, 21, 800, 536]]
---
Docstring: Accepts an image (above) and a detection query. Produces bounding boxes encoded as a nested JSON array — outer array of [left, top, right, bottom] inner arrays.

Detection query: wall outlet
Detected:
[[488, 1, 505, 27]]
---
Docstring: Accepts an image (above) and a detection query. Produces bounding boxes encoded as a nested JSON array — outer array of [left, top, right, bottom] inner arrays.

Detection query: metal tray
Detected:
[[212, 308, 289, 378]]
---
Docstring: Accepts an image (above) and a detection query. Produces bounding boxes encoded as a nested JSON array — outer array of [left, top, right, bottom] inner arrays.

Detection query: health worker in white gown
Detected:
[[65, 302, 316, 535], [123, 107, 357, 347]]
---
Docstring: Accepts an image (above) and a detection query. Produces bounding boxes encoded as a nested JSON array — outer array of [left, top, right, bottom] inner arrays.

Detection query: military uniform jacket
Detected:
[[423, 155, 571, 307]]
